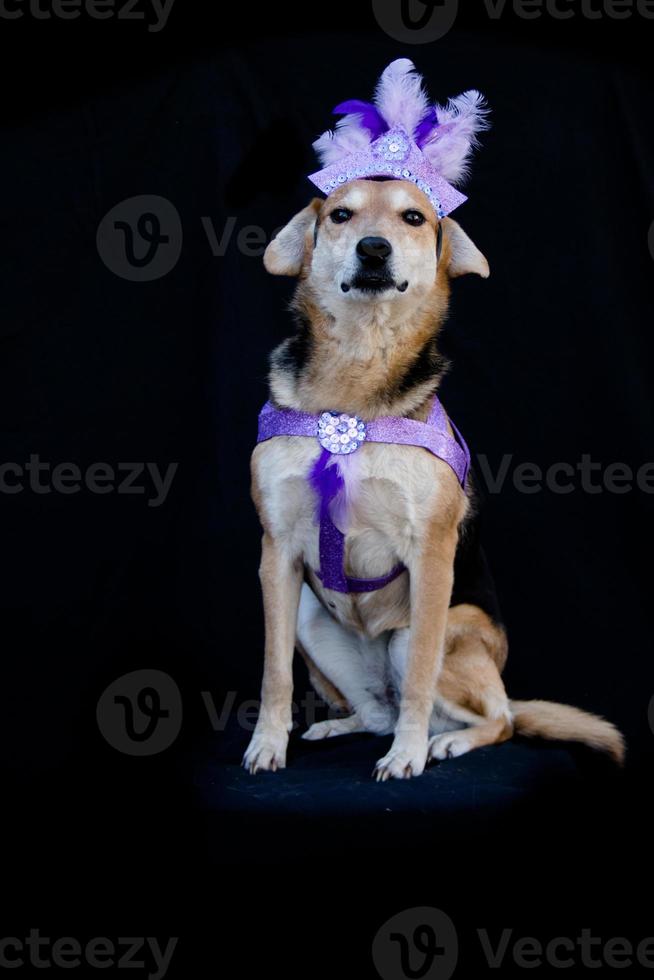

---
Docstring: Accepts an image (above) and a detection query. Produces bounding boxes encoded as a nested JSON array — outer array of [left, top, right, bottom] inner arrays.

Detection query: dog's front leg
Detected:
[[243, 531, 303, 774], [374, 520, 459, 781]]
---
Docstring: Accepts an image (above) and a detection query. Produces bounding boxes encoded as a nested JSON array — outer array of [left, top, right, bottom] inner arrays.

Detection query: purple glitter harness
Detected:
[[257, 397, 470, 594]]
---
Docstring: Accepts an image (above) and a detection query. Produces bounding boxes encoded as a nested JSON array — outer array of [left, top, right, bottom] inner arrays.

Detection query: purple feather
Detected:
[[333, 99, 388, 140], [415, 107, 440, 147], [309, 449, 344, 521]]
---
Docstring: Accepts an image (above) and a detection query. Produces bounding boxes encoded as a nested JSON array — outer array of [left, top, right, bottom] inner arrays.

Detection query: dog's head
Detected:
[[264, 179, 488, 317]]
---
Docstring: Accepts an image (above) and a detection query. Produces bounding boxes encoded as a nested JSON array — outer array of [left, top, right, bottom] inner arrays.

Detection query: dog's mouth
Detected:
[[342, 273, 409, 294]]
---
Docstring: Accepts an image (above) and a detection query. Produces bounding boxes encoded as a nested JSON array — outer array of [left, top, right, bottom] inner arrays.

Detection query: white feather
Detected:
[[421, 90, 490, 184], [330, 452, 363, 529], [313, 116, 371, 166], [373, 58, 429, 134]]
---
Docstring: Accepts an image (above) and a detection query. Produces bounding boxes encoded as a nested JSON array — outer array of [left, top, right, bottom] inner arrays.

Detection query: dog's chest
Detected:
[[252, 436, 451, 632]]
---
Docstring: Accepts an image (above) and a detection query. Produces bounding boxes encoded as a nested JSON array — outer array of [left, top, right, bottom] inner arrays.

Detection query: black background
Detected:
[[0, 2, 652, 977]]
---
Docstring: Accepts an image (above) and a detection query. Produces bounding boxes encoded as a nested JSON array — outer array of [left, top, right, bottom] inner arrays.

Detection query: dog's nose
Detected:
[[356, 237, 392, 262]]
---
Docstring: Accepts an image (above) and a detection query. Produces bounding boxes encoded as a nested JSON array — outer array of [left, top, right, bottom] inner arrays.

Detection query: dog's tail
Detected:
[[510, 699, 625, 764]]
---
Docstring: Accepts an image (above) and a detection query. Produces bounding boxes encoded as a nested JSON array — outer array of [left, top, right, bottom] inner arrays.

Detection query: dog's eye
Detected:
[[402, 210, 426, 227], [330, 208, 353, 224]]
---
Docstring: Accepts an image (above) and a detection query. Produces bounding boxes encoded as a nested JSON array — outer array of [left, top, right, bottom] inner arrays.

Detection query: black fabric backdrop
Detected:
[[0, 4, 652, 976]]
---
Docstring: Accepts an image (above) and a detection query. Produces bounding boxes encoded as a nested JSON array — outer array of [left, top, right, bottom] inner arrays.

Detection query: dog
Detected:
[[242, 177, 625, 781]]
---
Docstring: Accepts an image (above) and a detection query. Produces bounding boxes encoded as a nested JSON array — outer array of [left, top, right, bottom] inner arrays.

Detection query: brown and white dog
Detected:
[[243, 178, 625, 780]]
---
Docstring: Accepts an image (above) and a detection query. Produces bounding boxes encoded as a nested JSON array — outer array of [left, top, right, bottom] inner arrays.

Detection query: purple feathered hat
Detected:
[[308, 58, 489, 219]]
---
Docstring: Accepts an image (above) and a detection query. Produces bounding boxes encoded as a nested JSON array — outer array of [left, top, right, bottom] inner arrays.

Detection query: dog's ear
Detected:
[[264, 199, 322, 276], [442, 217, 490, 279]]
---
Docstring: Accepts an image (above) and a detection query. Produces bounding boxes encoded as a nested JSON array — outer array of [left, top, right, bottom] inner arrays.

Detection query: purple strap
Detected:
[[256, 397, 470, 594]]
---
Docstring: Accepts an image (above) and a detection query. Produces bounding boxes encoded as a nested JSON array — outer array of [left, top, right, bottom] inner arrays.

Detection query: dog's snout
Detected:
[[356, 236, 392, 263]]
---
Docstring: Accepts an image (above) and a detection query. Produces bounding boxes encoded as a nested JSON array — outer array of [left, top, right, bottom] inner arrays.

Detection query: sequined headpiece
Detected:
[[308, 58, 489, 219]]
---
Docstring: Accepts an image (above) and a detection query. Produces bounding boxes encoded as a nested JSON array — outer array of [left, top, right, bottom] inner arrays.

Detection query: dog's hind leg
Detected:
[[302, 713, 372, 741], [296, 583, 395, 739], [296, 638, 350, 715], [428, 604, 513, 761], [389, 604, 513, 762], [427, 717, 512, 760]]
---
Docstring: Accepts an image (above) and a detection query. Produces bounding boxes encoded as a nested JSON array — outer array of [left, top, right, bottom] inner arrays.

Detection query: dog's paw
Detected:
[[428, 731, 470, 762], [373, 741, 428, 781], [242, 730, 288, 774], [302, 715, 361, 741]]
